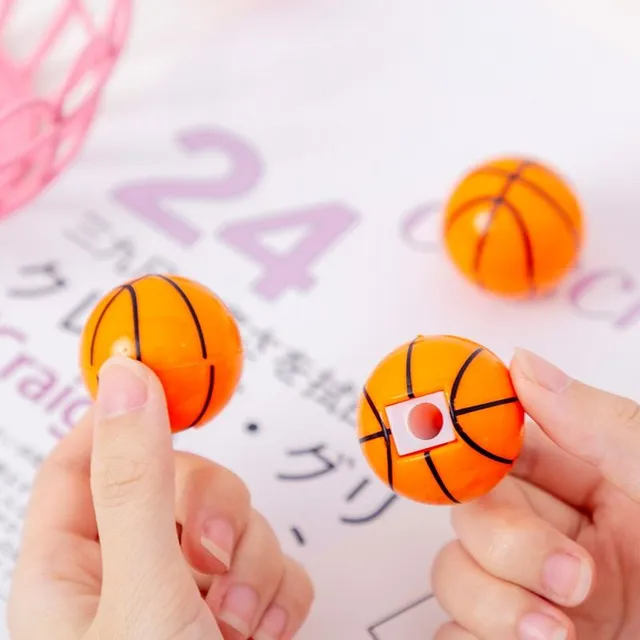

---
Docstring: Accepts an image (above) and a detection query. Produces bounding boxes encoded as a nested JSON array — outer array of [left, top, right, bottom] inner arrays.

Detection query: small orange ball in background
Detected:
[[356, 335, 524, 505], [443, 156, 585, 297], [80, 274, 243, 433]]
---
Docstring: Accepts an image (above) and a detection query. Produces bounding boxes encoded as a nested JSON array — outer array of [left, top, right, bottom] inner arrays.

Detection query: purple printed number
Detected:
[[217, 202, 359, 301], [112, 128, 263, 246], [400, 201, 442, 252], [111, 125, 360, 301]]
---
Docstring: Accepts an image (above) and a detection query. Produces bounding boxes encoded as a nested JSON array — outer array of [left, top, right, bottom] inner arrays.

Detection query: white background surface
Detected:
[[1, 1, 640, 638]]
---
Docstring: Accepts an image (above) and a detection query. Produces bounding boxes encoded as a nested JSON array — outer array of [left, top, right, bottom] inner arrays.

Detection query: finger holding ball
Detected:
[[79, 274, 243, 433], [356, 335, 525, 505]]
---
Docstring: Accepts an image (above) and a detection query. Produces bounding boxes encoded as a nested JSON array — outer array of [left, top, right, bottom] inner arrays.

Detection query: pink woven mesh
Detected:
[[0, 0, 131, 220]]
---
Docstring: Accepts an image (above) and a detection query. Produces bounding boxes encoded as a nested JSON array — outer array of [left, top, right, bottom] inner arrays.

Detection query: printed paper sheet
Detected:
[[1, 1, 640, 637]]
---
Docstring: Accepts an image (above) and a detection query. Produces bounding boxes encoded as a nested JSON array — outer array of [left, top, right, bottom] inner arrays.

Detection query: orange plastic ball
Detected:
[[356, 335, 525, 505], [79, 274, 243, 433], [443, 157, 585, 297]]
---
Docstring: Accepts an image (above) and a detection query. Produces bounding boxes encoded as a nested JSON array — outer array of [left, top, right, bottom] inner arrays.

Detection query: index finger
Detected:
[[512, 348, 640, 502], [512, 419, 602, 510]]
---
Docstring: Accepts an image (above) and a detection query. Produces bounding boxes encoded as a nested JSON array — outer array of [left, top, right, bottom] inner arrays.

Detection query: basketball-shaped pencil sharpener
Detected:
[[80, 274, 243, 433], [443, 157, 585, 297], [357, 335, 524, 505]]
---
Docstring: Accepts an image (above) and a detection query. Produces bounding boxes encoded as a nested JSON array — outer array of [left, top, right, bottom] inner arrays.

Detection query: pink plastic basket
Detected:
[[0, 0, 131, 221]]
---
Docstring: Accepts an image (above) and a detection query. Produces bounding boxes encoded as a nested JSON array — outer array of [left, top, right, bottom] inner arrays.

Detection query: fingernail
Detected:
[[201, 518, 234, 569], [219, 584, 259, 635], [254, 605, 288, 640], [96, 357, 148, 419], [518, 613, 568, 640], [542, 553, 592, 605], [513, 348, 572, 393]]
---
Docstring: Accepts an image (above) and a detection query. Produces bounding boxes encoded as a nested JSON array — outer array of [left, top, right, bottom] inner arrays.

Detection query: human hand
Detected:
[[432, 348, 640, 640], [8, 356, 314, 640]]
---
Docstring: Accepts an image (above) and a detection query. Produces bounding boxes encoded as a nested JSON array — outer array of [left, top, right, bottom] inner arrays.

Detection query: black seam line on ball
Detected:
[[188, 365, 215, 427], [89, 288, 124, 366], [149, 275, 216, 428], [473, 161, 527, 279], [464, 164, 579, 244], [363, 388, 394, 490], [424, 451, 459, 504], [448, 348, 514, 465], [405, 337, 419, 399], [454, 396, 519, 416], [124, 284, 142, 361], [496, 198, 536, 296], [88, 275, 149, 366], [359, 431, 385, 443], [151, 274, 208, 359]]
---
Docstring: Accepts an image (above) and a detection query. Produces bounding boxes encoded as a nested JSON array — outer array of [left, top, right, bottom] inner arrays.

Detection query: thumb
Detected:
[[511, 348, 640, 502], [91, 356, 194, 615]]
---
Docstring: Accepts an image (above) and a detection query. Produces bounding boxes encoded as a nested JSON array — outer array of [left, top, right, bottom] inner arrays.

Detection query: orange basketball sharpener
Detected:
[[79, 274, 243, 433], [443, 156, 585, 297], [357, 335, 524, 505]]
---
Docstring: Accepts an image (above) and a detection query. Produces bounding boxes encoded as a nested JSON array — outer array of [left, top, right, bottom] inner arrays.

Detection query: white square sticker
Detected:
[[384, 391, 457, 456]]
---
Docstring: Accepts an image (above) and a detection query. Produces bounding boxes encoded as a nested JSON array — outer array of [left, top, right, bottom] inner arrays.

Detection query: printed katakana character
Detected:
[[129, 255, 178, 278], [227, 310, 277, 360], [274, 350, 312, 386], [16, 444, 44, 468], [63, 211, 110, 251], [226, 304, 246, 324], [338, 397, 358, 426], [339, 477, 398, 524], [13, 506, 27, 520], [16, 481, 31, 496], [63, 211, 136, 273], [0, 464, 16, 487], [7, 262, 67, 298], [226, 306, 256, 357], [58, 291, 101, 335], [0, 542, 17, 561], [107, 239, 136, 274], [242, 326, 278, 361], [290, 526, 306, 545], [247, 326, 279, 361], [302, 369, 358, 416], [277, 444, 354, 481]]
